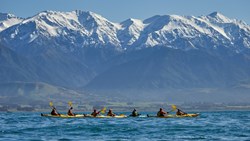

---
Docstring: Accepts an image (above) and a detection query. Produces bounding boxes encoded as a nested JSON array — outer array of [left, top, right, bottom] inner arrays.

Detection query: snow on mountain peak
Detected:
[[19, 11, 80, 38], [0, 11, 250, 53], [131, 13, 248, 50], [0, 13, 17, 21], [74, 10, 121, 46], [119, 18, 144, 45], [0, 10, 122, 51], [121, 18, 143, 27], [76, 10, 108, 24], [206, 12, 232, 23], [0, 13, 23, 32]]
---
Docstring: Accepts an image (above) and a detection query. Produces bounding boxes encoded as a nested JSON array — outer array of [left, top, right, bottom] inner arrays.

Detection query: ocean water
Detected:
[[0, 111, 250, 141]]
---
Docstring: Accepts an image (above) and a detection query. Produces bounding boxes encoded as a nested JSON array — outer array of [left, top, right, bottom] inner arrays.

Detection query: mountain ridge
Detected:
[[0, 11, 250, 104], [0, 13, 23, 32], [0, 10, 249, 54]]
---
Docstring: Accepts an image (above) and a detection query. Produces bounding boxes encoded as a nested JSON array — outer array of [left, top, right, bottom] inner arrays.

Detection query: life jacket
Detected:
[[68, 109, 74, 116], [132, 111, 138, 116], [51, 109, 57, 115], [91, 112, 98, 117], [157, 111, 165, 117]]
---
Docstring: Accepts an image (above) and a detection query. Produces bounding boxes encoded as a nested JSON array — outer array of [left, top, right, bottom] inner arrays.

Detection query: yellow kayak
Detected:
[[147, 113, 199, 118], [84, 114, 127, 118], [41, 113, 198, 118], [41, 113, 86, 118], [41, 113, 127, 118], [176, 113, 199, 117]]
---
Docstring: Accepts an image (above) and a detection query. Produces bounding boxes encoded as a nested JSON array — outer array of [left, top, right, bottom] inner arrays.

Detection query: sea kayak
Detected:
[[84, 114, 127, 118], [128, 114, 148, 118], [147, 113, 199, 118], [41, 113, 85, 118], [41, 113, 127, 118]]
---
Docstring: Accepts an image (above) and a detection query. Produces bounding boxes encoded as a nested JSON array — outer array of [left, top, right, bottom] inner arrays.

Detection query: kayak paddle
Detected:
[[49, 101, 53, 107], [171, 104, 177, 111], [167, 104, 177, 113], [100, 107, 106, 114], [49, 101, 55, 109], [68, 101, 73, 107]]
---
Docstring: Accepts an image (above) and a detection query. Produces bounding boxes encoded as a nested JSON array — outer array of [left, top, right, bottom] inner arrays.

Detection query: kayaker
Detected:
[[91, 109, 100, 117], [130, 109, 140, 117], [107, 109, 116, 117], [51, 106, 60, 116], [176, 109, 187, 116], [67, 107, 75, 116], [157, 108, 168, 117]]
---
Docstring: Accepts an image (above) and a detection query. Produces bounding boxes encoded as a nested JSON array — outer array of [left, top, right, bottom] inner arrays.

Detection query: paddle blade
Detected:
[[68, 101, 72, 107], [49, 102, 53, 107], [100, 107, 106, 114], [171, 105, 177, 111]]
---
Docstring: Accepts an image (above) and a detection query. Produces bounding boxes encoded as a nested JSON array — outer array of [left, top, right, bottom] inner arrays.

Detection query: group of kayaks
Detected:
[[41, 113, 199, 119], [41, 102, 199, 119]]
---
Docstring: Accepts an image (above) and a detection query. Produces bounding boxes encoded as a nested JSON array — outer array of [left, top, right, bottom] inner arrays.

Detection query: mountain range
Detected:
[[0, 10, 250, 105]]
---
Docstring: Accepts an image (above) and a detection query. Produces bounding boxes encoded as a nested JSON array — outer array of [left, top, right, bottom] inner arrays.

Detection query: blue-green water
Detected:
[[0, 111, 250, 140]]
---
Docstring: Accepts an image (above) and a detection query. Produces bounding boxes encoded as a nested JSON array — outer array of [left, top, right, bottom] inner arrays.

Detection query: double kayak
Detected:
[[41, 113, 127, 118], [41, 113, 85, 118], [147, 113, 199, 118], [84, 114, 127, 118]]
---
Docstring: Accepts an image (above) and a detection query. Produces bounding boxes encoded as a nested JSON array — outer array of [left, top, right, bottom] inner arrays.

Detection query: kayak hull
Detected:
[[41, 114, 85, 118], [84, 114, 127, 118], [41, 113, 199, 118], [41, 114, 127, 118], [147, 113, 199, 118], [176, 113, 199, 117]]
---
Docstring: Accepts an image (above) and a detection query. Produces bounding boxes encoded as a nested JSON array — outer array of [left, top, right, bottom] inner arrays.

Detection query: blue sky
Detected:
[[1, 0, 250, 24]]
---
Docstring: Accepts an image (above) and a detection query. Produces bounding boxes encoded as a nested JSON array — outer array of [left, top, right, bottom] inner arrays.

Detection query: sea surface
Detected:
[[0, 111, 250, 141]]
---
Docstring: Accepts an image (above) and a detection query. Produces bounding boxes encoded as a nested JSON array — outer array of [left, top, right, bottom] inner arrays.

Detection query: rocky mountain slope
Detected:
[[0, 10, 250, 103]]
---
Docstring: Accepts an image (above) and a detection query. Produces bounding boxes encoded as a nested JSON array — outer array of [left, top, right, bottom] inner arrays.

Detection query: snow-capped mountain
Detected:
[[0, 11, 249, 54], [131, 12, 250, 52], [0, 13, 23, 32], [1, 10, 250, 103], [0, 10, 121, 54], [118, 18, 145, 46]]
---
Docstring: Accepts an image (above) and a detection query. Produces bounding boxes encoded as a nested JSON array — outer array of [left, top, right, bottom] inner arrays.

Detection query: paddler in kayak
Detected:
[[107, 109, 116, 117], [176, 109, 187, 116], [51, 106, 60, 116], [157, 108, 168, 117], [130, 109, 140, 117], [67, 107, 75, 116], [91, 109, 100, 117]]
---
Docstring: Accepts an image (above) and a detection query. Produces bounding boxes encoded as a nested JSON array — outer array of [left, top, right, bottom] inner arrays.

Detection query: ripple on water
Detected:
[[0, 111, 250, 140]]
